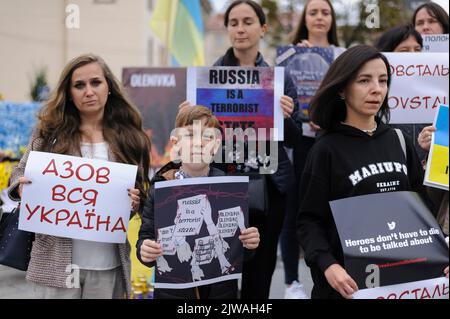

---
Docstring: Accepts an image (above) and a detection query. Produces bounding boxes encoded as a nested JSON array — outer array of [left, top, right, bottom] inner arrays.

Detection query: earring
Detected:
[[108, 91, 111, 95], [340, 95, 345, 100]]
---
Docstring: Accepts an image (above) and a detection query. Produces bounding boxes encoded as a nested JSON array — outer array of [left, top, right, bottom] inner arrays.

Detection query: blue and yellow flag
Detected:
[[150, 0, 205, 66], [425, 104, 449, 190]]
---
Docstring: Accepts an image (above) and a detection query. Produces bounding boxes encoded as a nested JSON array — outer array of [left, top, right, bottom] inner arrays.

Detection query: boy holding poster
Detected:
[[137, 106, 260, 299]]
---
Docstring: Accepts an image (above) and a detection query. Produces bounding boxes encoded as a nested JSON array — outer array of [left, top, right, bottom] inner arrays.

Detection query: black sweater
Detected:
[[297, 120, 429, 299]]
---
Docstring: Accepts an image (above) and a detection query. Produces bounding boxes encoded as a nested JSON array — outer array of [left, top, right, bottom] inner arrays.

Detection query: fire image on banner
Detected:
[[425, 104, 449, 190]]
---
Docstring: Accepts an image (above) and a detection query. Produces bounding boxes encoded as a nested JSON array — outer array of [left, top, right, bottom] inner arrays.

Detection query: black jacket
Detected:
[[297, 120, 430, 299], [213, 48, 302, 195], [136, 162, 240, 299]]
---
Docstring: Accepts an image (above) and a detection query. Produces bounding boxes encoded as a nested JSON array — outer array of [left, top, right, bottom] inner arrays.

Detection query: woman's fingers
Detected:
[[127, 188, 140, 209]]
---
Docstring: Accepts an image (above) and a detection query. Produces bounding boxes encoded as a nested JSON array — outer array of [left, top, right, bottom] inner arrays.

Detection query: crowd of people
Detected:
[[1, 0, 449, 299]]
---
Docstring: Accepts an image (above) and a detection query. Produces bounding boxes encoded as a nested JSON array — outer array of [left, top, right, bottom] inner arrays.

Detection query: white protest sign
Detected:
[[422, 34, 449, 53], [354, 277, 449, 299], [186, 67, 285, 141], [20, 151, 137, 243], [385, 52, 449, 124]]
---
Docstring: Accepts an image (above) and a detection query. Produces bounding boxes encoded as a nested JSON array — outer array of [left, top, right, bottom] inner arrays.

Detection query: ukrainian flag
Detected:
[[150, 0, 205, 66]]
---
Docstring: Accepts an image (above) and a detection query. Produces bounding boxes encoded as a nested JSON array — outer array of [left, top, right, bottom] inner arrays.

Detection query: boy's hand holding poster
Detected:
[[330, 191, 449, 299], [154, 176, 249, 289], [422, 34, 449, 53], [19, 151, 137, 243], [276, 46, 334, 137], [424, 104, 449, 190], [187, 67, 284, 141]]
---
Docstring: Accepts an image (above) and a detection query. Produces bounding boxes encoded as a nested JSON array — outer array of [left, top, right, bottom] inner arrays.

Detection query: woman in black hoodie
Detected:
[[296, 45, 443, 299]]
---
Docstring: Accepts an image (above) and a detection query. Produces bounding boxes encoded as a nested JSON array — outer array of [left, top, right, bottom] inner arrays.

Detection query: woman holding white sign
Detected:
[[296, 45, 446, 299], [8, 54, 151, 299], [374, 25, 429, 161]]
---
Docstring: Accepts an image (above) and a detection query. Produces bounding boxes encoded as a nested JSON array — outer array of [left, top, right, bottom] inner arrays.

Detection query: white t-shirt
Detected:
[[72, 142, 121, 270]]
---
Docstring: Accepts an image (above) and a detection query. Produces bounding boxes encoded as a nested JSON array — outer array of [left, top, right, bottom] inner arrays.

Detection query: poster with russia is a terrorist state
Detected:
[[187, 67, 284, 141], [154, 176, 249, 289], [19, 151, 138, 243]]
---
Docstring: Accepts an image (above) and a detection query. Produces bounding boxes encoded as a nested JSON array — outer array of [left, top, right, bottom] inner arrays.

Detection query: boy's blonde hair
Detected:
[[175, 106, 220, 129]]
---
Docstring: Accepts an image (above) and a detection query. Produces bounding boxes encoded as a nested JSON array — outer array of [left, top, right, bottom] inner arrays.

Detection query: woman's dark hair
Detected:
[[375, 25, 423, 52], [224, 0, 266, 27], [412, 2, 449, 34], [291, 0, 340, 46], [310, 45, 392, 130]]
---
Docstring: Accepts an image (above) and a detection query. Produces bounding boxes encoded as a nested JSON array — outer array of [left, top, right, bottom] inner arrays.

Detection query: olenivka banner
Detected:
[[424, 104, 449, 190], [330, 191, 449, 299]]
